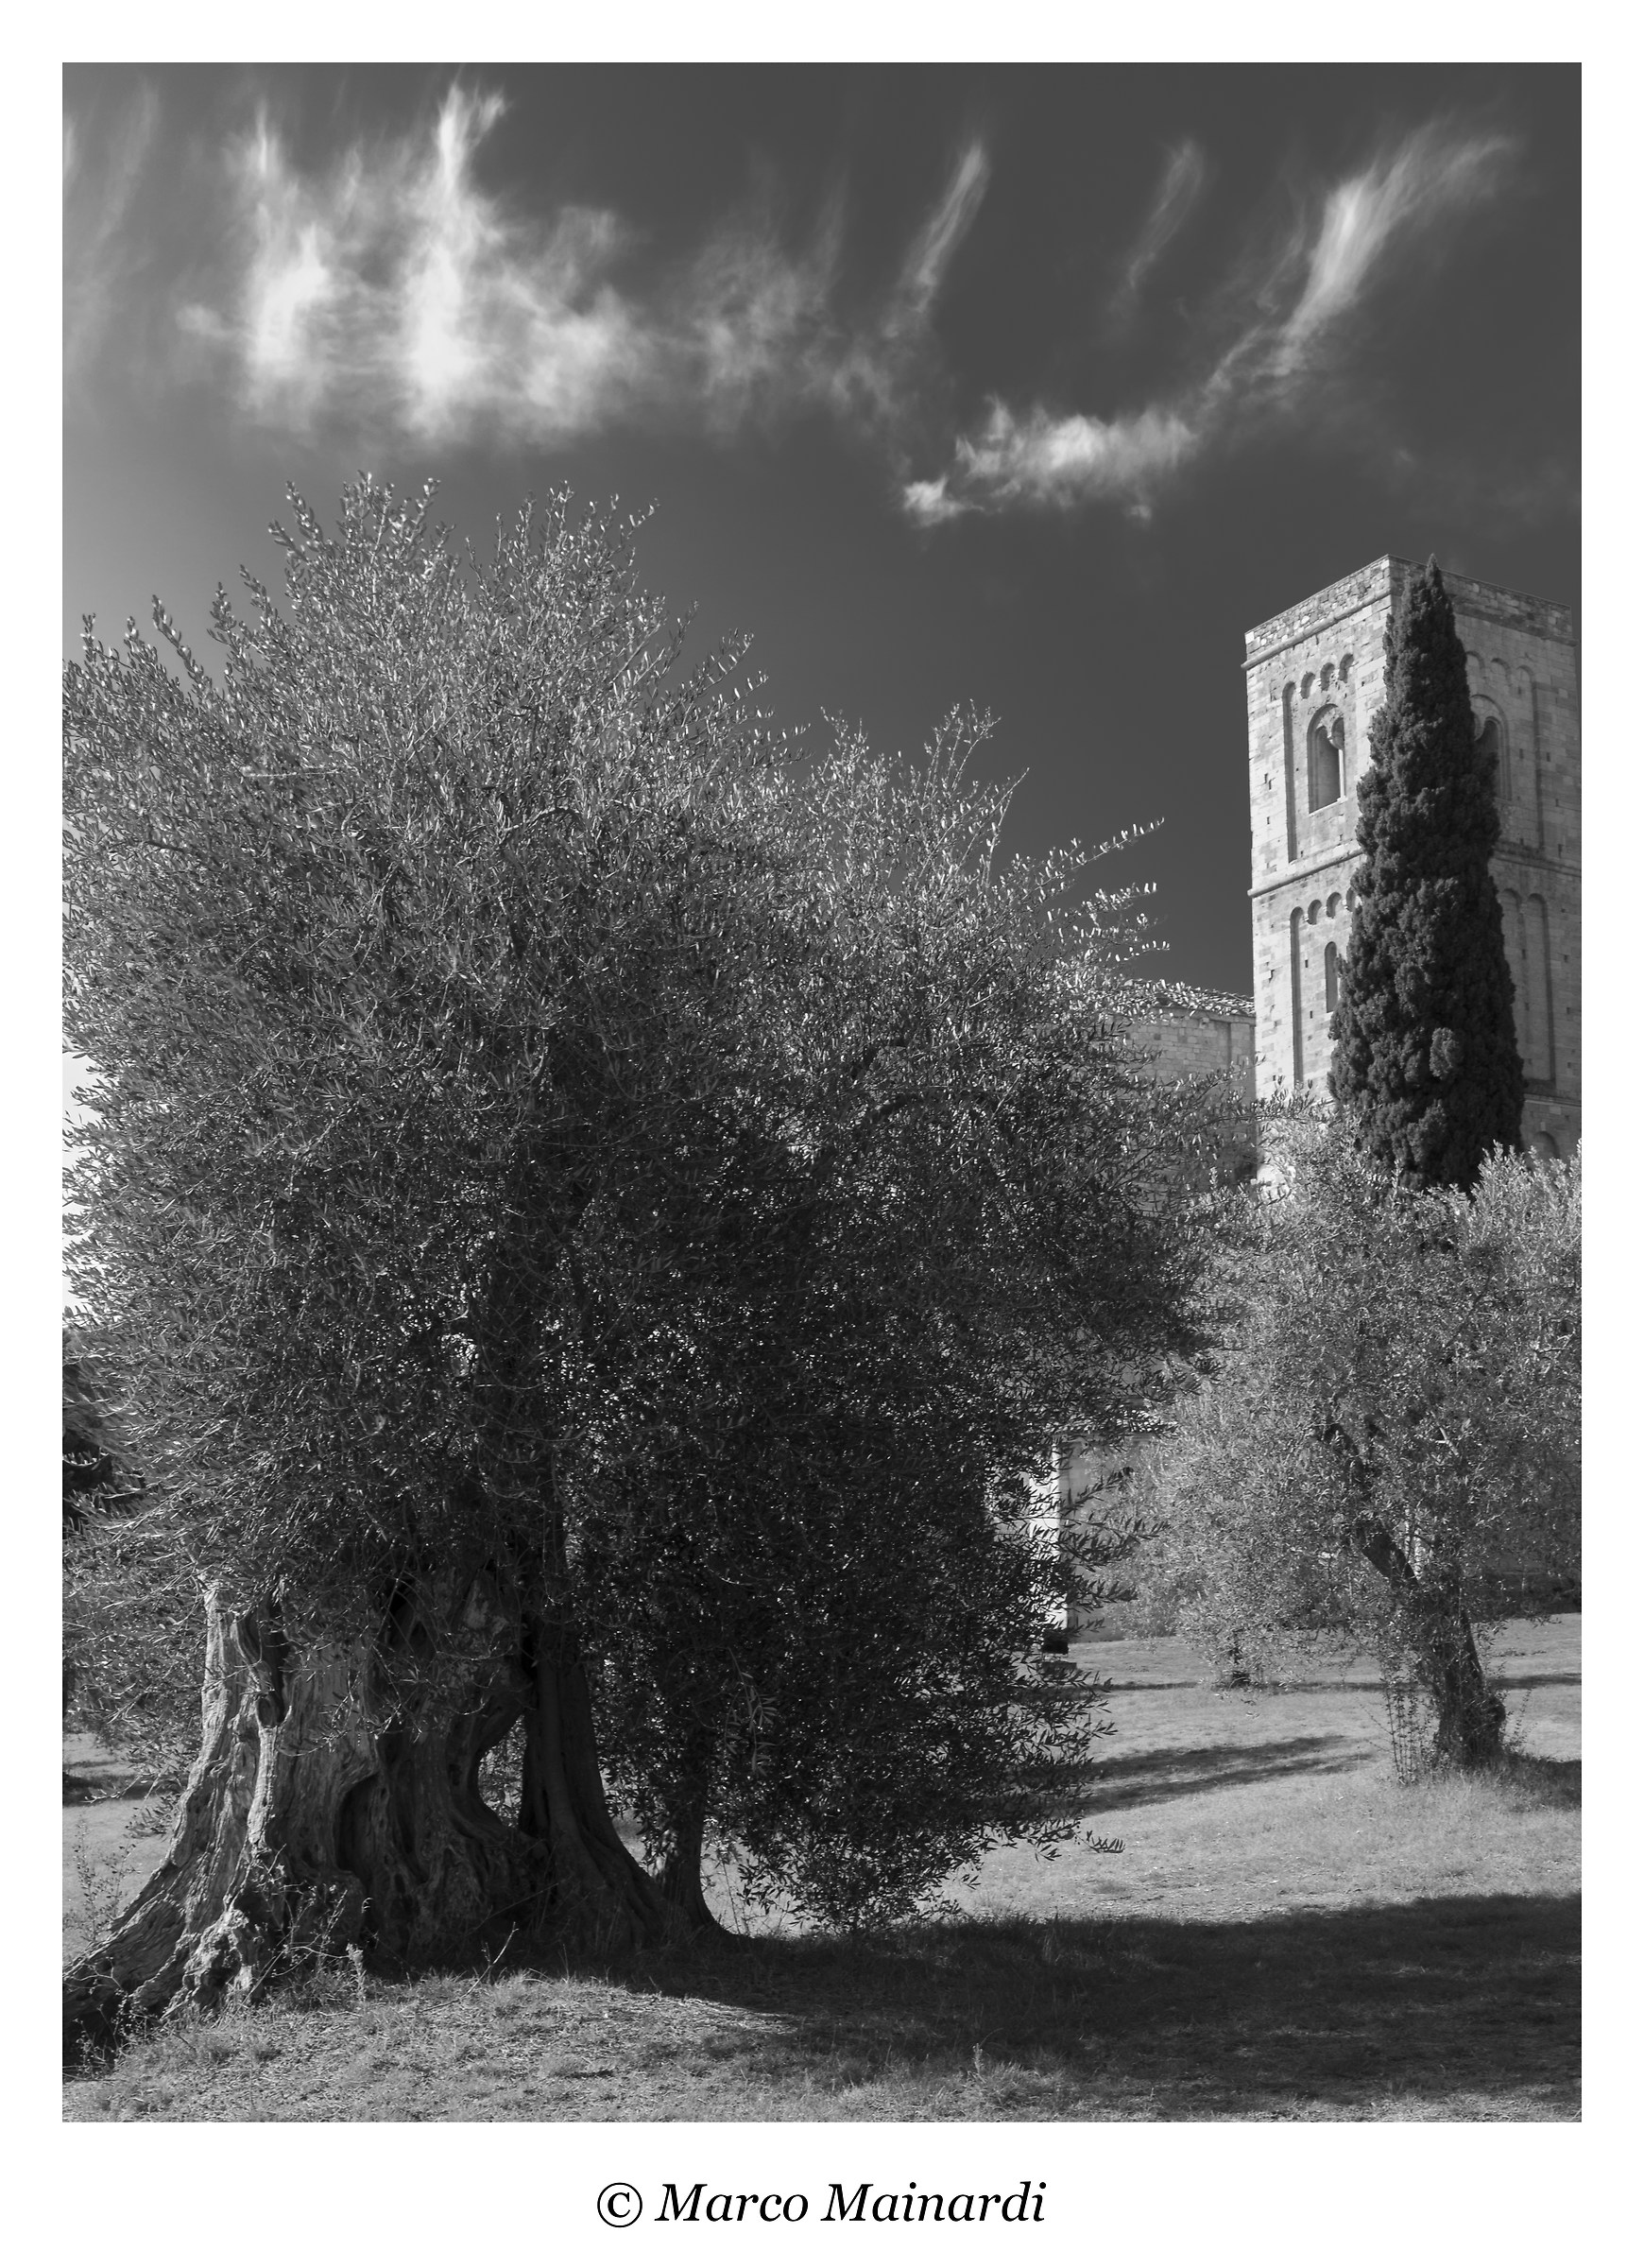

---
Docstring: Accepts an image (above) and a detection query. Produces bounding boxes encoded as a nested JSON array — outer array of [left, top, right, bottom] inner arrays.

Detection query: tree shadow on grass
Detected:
[[1020, 1734, 1366, 1822], [1493, 1755, 1581, 1808], [1087, 1734, 1366, 1811], [1224, 1671, 1580, 1698], [596, 1892, 1580, 2119], [1092, 1679, 1206, 1693]]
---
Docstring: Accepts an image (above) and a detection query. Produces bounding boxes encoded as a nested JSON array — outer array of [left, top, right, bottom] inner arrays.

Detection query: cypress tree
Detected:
[[1329, 558, 1524, 1188]]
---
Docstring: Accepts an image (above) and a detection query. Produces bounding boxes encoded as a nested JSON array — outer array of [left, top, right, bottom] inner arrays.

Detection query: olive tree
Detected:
[[63, 479, 1222, 2045], [1132, 1119, 1579, 1763]]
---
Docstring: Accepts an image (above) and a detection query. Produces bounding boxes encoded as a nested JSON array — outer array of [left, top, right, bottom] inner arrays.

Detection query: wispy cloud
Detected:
[[155, 90, 988, 454], [173, 91, 663, 442], [906, 122, 1517, 525], [899, 140, 991, 328], [905, 403, 1197, 525], [1275, 122, 1512, 375], [64, 82, 161, 383], [63, 87, 1529, 529], [1107, 138, 1208, 327]]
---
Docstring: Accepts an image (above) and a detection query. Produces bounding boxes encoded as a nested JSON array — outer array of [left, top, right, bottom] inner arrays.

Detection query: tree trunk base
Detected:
[[1352, 1525, 1507, 1774], [64, 1591, 696, 2063], [517, 1624, 690, 1954]]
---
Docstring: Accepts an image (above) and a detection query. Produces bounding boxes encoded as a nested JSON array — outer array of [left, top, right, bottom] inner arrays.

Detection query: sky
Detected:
[[62, 60, 1580, 997]]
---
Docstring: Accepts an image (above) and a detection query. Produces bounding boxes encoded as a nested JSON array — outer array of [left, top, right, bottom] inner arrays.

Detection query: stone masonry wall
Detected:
[[1120, 992, 1256, 1100], [1244, 556, 1581, 1158]]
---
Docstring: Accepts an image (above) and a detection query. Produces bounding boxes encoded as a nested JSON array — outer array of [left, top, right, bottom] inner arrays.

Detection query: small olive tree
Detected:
[[1132, 1119, 1579, 1763]]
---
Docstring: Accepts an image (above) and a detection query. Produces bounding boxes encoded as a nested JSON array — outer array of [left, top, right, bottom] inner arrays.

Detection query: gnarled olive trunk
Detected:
[[62, 1586, 537, 2056], [63, 1585, 697, 2060]]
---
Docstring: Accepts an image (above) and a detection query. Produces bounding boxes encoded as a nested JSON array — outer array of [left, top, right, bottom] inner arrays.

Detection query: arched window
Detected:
[[1308, 710, 1344, 810], [1307, 900, 1322, 925], [1325, 940, 1340, 1013], [1289, 907, 1305, 1089], [1531, 1129, 1560, 1161], [1281, 682, 1298, 864], [1476, 714, 1502, 800], [1326, 892, 1342, 919]]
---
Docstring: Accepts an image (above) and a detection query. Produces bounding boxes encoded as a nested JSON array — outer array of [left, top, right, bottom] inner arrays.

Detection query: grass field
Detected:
[[62, 1615, 1580, 2122]]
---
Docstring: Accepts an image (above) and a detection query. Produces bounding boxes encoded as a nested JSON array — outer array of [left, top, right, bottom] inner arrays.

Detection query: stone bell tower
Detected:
[[1243, 557, 1581, 1159]]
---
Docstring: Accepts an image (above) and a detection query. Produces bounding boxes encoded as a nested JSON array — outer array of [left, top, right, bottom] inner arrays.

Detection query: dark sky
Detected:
[[63, 62, 1579, 996]]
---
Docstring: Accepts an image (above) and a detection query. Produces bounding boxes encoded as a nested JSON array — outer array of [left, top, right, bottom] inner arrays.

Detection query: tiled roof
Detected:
[[1121, 979, 1256, 1022], [1052, 961, 1256, 1023]]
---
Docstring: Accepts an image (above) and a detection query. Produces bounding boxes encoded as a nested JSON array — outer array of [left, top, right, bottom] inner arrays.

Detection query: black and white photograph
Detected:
[[60, 43, 1584, 2171]]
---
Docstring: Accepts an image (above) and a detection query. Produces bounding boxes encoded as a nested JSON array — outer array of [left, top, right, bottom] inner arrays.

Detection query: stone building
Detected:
[[1113, 978, 1257, 1180], [1244, 556, 1581, 1159], [1117, 980, 1256, 1100]]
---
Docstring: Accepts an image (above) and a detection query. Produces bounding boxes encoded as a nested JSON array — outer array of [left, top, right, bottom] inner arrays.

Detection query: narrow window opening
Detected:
[[1307, 711, 1344, 811], [1289, 907, 1305, 1089]]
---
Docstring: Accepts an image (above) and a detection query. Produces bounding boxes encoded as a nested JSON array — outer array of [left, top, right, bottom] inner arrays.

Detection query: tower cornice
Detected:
[[1243, 556, 1576, 670]]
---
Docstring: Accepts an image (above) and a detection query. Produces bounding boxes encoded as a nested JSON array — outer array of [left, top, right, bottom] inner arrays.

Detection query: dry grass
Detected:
[[62, 1615, 1580, 2122]]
